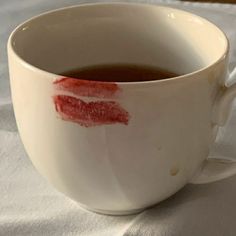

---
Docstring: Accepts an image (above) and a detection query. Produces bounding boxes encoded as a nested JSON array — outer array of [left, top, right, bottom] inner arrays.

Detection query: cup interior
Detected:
[[9, 3, 228, 77]]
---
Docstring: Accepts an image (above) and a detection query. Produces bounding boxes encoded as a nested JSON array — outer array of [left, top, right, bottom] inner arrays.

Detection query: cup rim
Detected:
[[8, 2, 229, 85]]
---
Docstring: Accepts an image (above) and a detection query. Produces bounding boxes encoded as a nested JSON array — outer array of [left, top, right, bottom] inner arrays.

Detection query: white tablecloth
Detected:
[[1, 1, 236, 235]]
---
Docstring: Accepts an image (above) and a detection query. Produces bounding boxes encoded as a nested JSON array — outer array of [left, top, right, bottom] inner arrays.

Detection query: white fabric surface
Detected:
[[1, 1, 236, 235]]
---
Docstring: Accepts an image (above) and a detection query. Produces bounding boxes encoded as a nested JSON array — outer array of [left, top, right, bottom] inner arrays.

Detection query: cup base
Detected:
[[77, 203, 146, 216]]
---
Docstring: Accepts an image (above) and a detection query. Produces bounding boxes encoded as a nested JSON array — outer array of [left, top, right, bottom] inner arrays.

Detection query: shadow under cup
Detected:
[[10, 4, 226, 77]]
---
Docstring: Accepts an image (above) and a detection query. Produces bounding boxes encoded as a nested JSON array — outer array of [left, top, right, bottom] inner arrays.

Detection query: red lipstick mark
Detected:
[[53, 95, 129, 127], [53, 77, 130, 127], [53, 77, 120, 98]]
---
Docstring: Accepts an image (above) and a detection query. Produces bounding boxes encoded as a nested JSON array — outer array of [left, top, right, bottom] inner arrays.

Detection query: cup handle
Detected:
[[190, 157, 236, 184], [190, 82, 236, 184]]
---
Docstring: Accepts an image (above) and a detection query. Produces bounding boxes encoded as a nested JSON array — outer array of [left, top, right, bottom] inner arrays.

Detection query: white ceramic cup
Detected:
[[8, 3, 236, 215]]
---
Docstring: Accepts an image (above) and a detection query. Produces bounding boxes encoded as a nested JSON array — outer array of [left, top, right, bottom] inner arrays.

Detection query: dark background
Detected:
[[184, 0, 236, 3]]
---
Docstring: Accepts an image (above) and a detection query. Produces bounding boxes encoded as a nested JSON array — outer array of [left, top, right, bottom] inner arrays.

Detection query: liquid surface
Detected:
[[61, 64, 179, 82]]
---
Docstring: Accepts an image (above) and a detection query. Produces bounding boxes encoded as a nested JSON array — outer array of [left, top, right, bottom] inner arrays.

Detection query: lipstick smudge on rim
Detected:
[[53, 77, 130, 127]]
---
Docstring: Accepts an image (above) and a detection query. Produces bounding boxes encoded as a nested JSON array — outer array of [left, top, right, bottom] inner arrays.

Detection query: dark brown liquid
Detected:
[[61, 64, 179, 82]]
